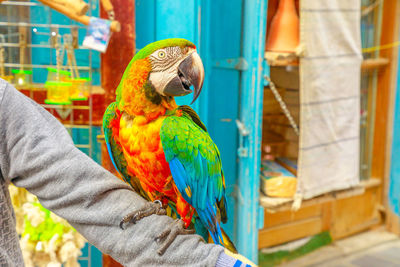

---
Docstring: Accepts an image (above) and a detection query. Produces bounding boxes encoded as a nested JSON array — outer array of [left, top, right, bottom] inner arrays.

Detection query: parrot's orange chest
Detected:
[[118, 113, 176, 201]]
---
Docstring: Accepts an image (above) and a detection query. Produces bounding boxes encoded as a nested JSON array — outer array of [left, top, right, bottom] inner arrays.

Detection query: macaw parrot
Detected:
[[103, 38, 236, 255]]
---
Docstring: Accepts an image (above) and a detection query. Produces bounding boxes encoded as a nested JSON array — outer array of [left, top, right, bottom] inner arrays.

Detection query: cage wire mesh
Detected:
[[0, 0, 100, 265]]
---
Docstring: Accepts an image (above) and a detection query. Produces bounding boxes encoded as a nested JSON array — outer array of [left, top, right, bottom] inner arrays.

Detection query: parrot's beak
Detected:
[[163, 51, 205, 104]]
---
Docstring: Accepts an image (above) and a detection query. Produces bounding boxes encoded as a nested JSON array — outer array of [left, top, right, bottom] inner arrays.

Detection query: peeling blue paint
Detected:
[[389, 42, 400, 216], [236, 0, 268, 261], [136, 0, 268, 262]]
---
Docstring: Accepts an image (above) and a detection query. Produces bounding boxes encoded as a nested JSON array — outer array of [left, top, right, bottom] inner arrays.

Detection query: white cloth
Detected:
[[297, 0, 362, 199]]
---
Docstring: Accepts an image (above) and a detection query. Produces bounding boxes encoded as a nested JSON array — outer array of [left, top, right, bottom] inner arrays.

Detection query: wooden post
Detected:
[[370, 0, 400, 233], [100, 0, 135, 107], [382, 0, 400, 235], [41, 0, 89, 16], [38, 0, 120, 32], [236, 0, 268, 262], [100, 1, 135, 266], [372, 1, 398, 180]]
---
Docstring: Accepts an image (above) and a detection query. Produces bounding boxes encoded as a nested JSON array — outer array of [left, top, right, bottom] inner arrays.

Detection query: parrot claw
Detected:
[[120, 200, 166, 230], [155, 219, 196, 256]]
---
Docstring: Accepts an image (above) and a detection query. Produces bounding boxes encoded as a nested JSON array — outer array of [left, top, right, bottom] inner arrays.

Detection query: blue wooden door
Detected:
[[235, 1, 268, 261], [389, 43, 400, 216], [135, 0, 268, 262]]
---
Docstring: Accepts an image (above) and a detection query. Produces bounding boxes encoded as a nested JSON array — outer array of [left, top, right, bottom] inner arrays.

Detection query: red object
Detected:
[[19, 88, 46, 104], [100, 1, 135, 266], [265, 0, 299, 52], [19, 88, 105, 126], [72, 94, 105, 126], [100, 0, 135, 108]]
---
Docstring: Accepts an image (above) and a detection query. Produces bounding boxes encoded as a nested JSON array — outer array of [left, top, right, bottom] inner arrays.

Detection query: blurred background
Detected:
[[0, 0, 399, 266]]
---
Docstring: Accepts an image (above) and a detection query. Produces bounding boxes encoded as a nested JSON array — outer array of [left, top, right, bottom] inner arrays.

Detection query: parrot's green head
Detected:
[[119, 38, 205, 105]]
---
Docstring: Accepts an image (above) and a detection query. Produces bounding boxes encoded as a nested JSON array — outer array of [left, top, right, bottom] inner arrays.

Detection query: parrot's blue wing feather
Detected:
[[103, 124, 120, 173], [160, 107, 227, 244]]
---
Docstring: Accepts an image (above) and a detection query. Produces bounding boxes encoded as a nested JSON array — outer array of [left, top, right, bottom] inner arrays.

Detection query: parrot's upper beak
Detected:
[[163, 51, 204, 104]]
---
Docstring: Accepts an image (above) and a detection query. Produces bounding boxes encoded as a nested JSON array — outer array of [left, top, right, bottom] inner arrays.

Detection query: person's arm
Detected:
[[0, 80, 226, 266]]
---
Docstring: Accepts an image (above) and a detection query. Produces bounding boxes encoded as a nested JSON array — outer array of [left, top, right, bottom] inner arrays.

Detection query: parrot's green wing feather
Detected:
[[102, 102, 150, 201], [177, 105, 207, 132], [160, 106, 227, 244]]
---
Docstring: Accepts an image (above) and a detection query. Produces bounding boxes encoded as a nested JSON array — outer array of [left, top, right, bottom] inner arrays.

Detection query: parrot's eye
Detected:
[[158, 51, 166, 58]]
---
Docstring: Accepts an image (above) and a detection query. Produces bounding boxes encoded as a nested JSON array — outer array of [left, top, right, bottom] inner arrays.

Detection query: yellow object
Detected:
[[265, 0, 299, 53], [68, 77, 90, 101], [362, 40, 400, 53], [45, 81, 72, 105], [12, 69, 32, 89], [47, 67, 71, 82], [261, 176, 297, 198], [0, 75, 13, 82], [260, 160, 297, 198]]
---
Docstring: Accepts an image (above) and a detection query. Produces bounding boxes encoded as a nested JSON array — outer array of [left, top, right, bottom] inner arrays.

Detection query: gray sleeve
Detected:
[[0, 80, 223, 266]]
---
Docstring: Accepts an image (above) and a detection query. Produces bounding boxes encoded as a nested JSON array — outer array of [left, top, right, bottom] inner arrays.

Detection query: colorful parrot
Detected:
[[103, 38, 236, 255]]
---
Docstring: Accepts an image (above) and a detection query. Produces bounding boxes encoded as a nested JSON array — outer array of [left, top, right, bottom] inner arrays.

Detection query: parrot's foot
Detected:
[[120, 200, 166, 230], [155, 219, 195, 256]]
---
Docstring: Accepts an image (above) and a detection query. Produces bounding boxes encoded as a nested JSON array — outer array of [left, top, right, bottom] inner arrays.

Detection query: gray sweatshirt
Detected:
[[0, 79, 227, 266]]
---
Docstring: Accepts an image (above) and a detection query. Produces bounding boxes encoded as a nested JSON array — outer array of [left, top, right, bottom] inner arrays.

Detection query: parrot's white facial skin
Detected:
[[148, 71, 177, 96], [148, 46, 197, 96]]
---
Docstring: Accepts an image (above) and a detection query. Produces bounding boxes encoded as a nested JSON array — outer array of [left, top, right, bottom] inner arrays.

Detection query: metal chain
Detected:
[[55, 35, 62, 81], [64, 34, 79, 79], [265, 75, 300, 136], [0, 34, 5, 77], [0, 47, 4, 77]]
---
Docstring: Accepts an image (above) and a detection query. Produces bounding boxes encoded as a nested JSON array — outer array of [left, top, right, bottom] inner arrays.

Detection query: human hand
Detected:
[[222, 249, 258, 267]]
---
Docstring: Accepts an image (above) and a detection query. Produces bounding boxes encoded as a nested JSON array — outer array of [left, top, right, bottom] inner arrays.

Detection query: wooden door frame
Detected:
[[371, 0, 400, 234]]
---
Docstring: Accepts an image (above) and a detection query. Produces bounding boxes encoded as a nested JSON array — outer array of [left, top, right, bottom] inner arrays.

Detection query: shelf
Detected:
[[265, 53, 389, 72], [64, 124, 91, 129], [2, 42, 89, 50], [41, 104, 90, 110], [5, 63, 90, 70], [260, 178, 381, 213], [361, 57, 389, 71], [265, 51, 299, 66], [1, 1, 41, 6], [0, 21, 85, 29], [75, 144, 91, 149]]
